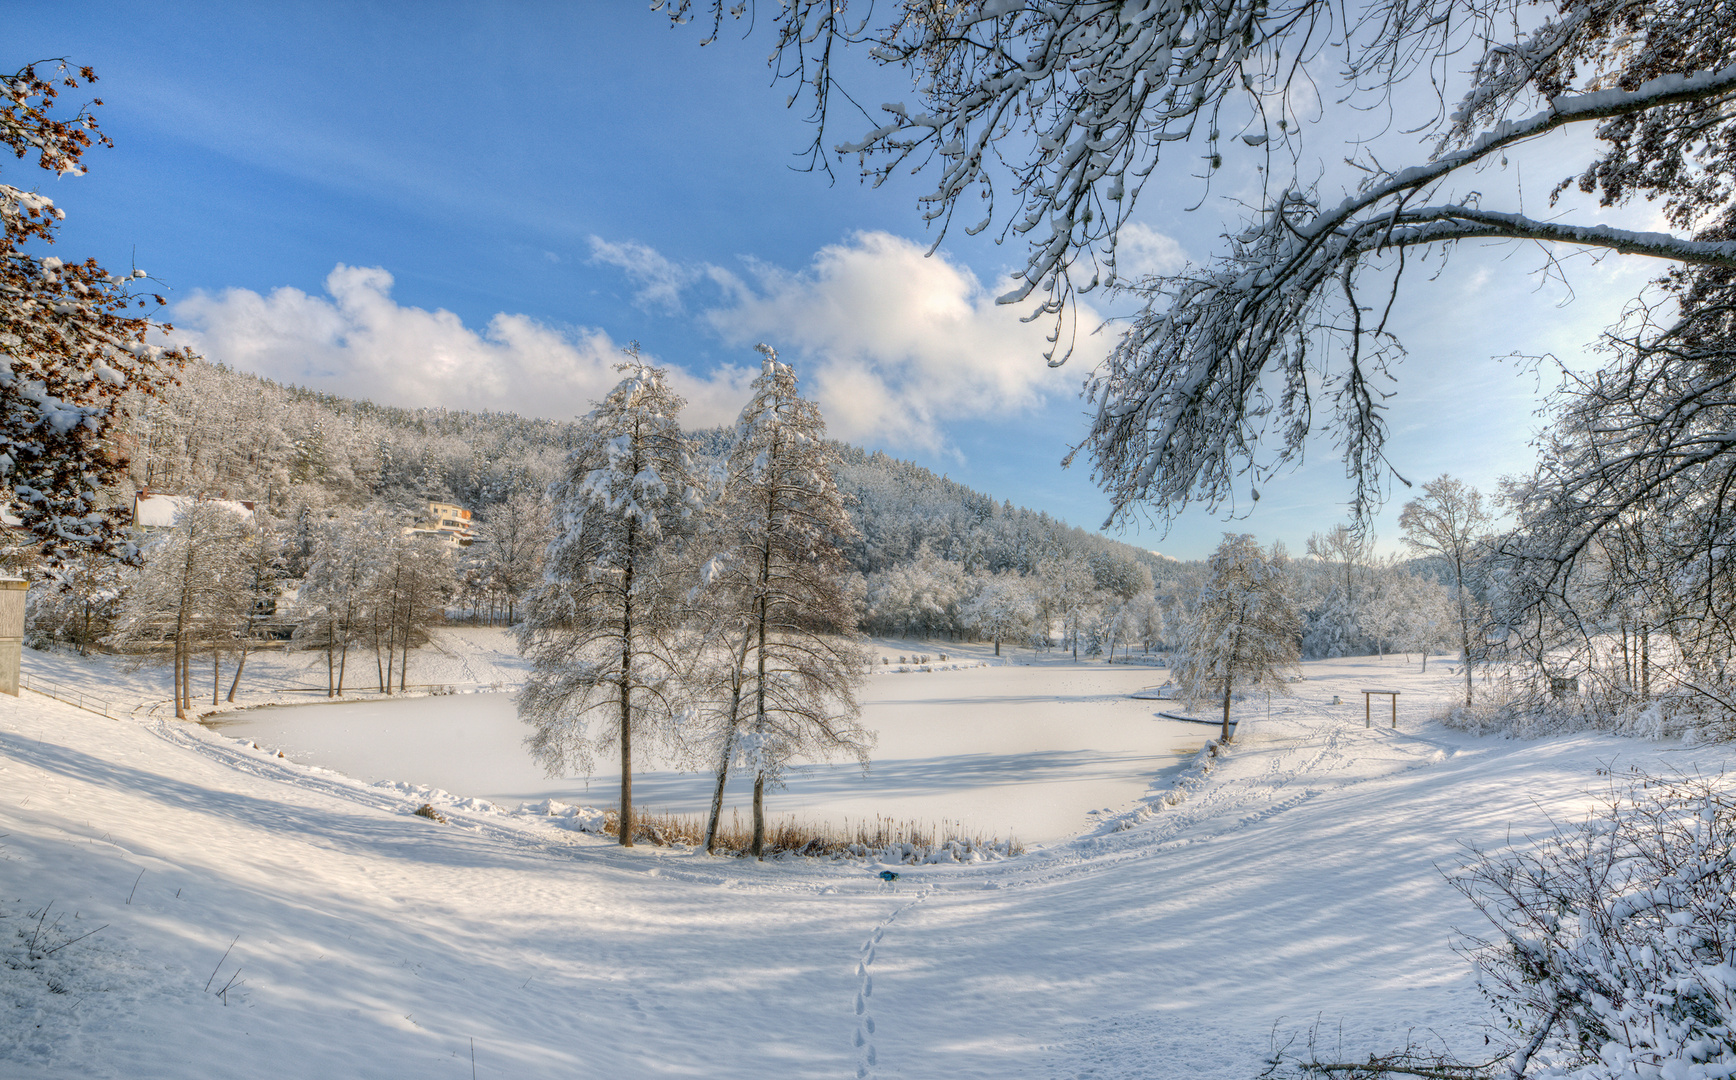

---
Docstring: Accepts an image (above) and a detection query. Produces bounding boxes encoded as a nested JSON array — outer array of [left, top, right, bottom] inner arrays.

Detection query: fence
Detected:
[[19, 672, 138, 720]]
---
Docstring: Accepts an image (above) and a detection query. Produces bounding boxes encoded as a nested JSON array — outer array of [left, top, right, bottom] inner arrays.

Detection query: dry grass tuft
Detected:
[[599, 809, 1024, 861]]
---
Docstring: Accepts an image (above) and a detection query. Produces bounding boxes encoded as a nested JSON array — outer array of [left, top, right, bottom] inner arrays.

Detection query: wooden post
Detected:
[[1361, 690, 1400, 731]]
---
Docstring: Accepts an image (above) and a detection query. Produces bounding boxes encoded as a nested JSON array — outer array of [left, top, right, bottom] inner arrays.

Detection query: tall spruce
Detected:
[[518, 355, 697, 848], [697, 346, 870, 857]]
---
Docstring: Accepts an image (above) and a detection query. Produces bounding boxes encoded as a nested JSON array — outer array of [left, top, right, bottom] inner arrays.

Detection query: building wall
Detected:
[[0, 578, 23, 696]]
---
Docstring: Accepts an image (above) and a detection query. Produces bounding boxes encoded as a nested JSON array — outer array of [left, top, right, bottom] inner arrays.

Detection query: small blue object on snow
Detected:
[[878, 870, 899, 883]]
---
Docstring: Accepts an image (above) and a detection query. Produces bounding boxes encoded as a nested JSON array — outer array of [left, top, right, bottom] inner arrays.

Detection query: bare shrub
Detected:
[[1452, 772, 1736, 1080], [1436, 680, 1736, 743]]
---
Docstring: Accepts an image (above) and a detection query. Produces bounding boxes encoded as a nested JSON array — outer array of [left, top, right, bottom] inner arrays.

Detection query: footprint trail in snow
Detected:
[[854, 885, 930, 1079]]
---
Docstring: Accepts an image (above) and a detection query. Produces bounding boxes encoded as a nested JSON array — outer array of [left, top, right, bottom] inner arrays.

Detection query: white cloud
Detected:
[[704, 231, 1104, 451], [1113, 223, 1189, 278], [172, 264, 753, 427], [586, 235, 746, 314], [174, 233, 1105, 454]]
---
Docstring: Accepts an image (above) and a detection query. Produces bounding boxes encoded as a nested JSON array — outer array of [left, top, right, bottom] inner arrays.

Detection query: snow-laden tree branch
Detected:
[[1082, 57, 1736, 525], [0, 60, 186, 562], [667, 0, 1736, 528]]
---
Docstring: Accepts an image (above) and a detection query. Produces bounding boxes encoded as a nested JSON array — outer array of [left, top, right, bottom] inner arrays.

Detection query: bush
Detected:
[[1453, 772, 1736, 1079], [1438, 684, 1736, 743]]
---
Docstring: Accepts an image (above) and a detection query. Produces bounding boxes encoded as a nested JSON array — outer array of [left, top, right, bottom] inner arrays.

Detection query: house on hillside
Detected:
[[404, 501, 474, 547], [132, 490, 256, 529]]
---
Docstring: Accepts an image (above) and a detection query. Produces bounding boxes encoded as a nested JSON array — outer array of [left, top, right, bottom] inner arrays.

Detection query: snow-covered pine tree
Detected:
[[694, 345, 869, 857], [518, 355, 699, 848], [1173, 534, 1302, 742]]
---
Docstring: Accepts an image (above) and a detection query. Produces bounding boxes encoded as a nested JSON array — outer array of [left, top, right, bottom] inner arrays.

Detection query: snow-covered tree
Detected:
[[693, 347, 869, 857], [474, 490, 552, 625], [863, 546, 969, 638], [958, 572, 1036, 656], [1036, 555, 1097, 658], [24, 549, 129, 654], [1358, 561, 1455, 667], [219, 516, 287, 702], [297, 512, 382, 697], [1173, 534, 1301, 741], [518, 357, 699, 848], [1400, 476, 1495, 701], [110, 500, 251, 717], [1129, 592, 1167, 656], [1, 61, 183, 562], [1301, 524, 1374, 659]]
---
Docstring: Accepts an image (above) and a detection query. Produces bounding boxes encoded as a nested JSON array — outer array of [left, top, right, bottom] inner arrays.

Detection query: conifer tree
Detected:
[[696, 345, 869, 857], [518, 354, 697, 848]]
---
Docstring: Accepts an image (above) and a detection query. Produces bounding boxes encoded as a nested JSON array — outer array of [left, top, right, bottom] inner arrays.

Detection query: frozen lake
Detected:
[[213, 658, 1211, 844]]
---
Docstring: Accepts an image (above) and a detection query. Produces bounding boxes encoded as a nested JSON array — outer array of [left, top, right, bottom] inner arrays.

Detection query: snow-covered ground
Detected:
[[18, 626, 534, 717], [5, 646, 1729, 1078]]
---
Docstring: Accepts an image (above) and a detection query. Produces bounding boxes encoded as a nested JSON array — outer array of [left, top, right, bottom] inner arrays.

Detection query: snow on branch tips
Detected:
[[0, 58, 186, 562]]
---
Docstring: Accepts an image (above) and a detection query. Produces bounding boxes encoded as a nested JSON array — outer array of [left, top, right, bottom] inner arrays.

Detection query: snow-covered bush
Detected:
[[1454, 773, 1736, 1080], [1438, 685, 1736, 743]]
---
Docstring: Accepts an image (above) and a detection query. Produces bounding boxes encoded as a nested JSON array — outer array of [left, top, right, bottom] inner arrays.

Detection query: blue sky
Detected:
[[14, 3, 1661, 559]]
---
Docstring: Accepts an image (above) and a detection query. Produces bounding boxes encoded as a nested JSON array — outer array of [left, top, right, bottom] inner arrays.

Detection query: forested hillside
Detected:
[[116, 360, 1168, 583]]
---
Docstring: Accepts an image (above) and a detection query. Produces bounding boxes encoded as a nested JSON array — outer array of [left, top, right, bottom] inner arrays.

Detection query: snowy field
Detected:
[[6, 647, 1731, 1078]]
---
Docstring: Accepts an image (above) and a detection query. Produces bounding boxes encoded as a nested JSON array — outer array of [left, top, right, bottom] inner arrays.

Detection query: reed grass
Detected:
[[598, 809, 1023, 860]]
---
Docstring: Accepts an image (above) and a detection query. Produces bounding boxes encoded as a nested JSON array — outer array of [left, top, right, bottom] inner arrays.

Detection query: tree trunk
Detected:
[[994, 636, 1000, 657], [1641, 629, 1651, 699], [751, 769, 767, 857], [1221, 673, 1234, 743], [172, 632, 184, 719], [1458, 584, 1474, 707], [618, 521, 636, 849], [227, 635, 250, 702], [212, 648, 220, 707], [399, 578, 414, 694], [704, 678, 743, 855]]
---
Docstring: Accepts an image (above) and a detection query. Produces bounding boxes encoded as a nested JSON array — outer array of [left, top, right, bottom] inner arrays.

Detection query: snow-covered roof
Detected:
[[132, 492, 255, 528]]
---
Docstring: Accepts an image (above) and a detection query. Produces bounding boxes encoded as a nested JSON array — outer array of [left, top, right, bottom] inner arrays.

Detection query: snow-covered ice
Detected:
[[4, 648, 1730, 1078], [211, 648, 1211, 844]]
